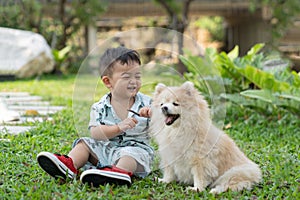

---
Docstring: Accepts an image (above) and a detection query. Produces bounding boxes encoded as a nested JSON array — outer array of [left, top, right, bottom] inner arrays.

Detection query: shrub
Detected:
[[180, 43, 300, 118]]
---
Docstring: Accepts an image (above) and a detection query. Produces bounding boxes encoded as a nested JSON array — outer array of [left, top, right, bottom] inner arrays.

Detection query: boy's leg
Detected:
[[115, 155, 137, 173], [37, 140, 94, 179], [68, 140, 98, 169]]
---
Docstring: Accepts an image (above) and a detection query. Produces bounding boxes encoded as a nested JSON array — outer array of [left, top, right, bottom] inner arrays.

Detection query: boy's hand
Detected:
[[139, 107, 152, 118], [117, 117, 138, 132]]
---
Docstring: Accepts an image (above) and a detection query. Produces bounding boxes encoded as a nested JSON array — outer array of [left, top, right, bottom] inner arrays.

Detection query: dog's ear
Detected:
[[181, 81, 194, 96], [154, 83, 166, 95]]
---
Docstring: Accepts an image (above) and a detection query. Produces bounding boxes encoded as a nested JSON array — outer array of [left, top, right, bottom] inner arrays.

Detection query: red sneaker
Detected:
[[80, 165, 133, 187], [37, 152, 78, 179]]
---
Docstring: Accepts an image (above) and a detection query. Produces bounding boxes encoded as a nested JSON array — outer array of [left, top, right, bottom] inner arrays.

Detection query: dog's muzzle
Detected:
[[161, 106, 180, 126]]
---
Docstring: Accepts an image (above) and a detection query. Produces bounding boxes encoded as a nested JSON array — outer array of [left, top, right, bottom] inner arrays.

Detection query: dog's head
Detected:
[[152, 81, 209, 127]]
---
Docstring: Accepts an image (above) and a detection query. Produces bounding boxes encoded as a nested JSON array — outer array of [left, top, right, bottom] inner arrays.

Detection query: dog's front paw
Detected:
[[187, 186, 204, 192], [156, 177, 172, 183], [153, 177, 162, 182], [209, 188, 218, 194], [209, 185, 225, 194]]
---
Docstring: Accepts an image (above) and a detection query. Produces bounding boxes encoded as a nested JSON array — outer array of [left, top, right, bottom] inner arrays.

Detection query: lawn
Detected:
[[0, 75, 299, 199]]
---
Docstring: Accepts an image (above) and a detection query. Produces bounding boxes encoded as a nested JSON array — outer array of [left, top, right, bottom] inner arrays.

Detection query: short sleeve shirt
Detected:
[[88, 92, 152, 144]]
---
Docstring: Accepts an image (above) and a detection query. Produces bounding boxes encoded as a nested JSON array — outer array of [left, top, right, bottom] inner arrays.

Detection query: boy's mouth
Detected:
[[127, 87, 137, 92]]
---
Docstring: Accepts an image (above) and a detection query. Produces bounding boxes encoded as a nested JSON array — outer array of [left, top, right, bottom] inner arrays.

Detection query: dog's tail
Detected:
[[209, 163, 262, 194]]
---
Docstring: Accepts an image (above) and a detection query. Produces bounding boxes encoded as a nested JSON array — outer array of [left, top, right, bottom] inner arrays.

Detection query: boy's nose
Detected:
[[129, 79, 136, 84]]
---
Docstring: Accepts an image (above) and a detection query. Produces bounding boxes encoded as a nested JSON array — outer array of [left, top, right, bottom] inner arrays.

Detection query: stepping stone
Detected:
[[0, 92, 63, 134], [8, 105, 64, 112], [20, 110, 61, 115], [0, 92, 30, 97], [2, 96, 43, 103], [0, 125, 33, 135], [0, 99, 20, 123], [3, 116, 53, 125], [5, 101, 50, 106]]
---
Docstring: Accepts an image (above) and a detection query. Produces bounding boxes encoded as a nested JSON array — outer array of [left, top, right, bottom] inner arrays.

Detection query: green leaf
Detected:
[[235, 65, 291, 92], [52, 46, 71, 63], [227, 45, 239, 60], [216, 52, 241, 79], [58, 46, 71, 60], [246, 43, 265, 57], [291, 71, 300, 87], [179, 54, 215, 76], [240, 89, 274, 103], [276, 93, 300, 102], [204, 47, 217, 61]]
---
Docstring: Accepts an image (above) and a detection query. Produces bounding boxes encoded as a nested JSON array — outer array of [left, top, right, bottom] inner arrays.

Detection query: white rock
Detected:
[[0, 27, 54, 78]]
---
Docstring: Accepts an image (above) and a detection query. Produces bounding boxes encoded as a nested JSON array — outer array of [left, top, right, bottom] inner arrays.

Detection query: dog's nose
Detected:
[[161, 106, 168, 115]]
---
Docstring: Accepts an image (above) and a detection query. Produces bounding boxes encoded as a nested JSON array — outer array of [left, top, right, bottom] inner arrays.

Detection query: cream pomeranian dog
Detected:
[[150, 81, 261, 194]]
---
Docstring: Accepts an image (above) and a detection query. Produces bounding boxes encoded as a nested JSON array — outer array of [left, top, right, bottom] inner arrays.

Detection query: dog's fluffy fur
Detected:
[[150, 81, 261, 193]]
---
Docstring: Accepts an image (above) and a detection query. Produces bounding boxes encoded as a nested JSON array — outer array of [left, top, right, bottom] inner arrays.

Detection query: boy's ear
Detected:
[[102, 76, 111, 88]]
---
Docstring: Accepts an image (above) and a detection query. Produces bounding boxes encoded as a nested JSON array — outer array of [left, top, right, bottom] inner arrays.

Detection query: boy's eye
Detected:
[[122, 76, 130, 79]]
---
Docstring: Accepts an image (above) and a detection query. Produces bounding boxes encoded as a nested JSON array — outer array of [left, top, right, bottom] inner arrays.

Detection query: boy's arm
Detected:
[[90, 117, 138, 140]]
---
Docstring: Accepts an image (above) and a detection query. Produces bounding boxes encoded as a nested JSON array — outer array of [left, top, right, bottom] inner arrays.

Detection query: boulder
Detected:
[[0, 27, 54, 78]]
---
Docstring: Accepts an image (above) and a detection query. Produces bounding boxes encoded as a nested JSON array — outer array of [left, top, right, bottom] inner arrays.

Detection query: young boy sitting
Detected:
[[37, 46, 153, 187]]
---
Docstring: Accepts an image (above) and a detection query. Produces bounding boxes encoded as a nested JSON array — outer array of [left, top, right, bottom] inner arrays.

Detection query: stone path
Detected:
[[0, 92, 64, 136], [0, 125, 33, 135]]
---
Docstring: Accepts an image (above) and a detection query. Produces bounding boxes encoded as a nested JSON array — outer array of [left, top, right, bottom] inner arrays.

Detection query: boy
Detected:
[[37, 46, 153, 187]]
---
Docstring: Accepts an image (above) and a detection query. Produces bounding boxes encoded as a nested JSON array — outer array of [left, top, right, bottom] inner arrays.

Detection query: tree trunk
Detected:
[[155, 0, 194, 74], [58, 0, 67, 50]]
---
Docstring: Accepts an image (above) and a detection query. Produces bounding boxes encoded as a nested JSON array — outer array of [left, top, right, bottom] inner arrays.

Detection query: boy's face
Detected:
[[102, 60, 142, 99]]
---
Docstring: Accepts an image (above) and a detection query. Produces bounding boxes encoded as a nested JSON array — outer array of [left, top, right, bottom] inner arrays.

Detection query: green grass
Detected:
[[0, 75, 299, 199]]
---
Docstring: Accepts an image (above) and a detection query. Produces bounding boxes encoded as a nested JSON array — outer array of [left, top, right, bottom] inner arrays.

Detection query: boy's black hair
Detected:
[[99, 46, 141, 77]]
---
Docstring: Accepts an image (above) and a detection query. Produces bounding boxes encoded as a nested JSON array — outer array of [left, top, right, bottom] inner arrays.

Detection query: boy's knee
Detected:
[[116, 156, 138, 172]]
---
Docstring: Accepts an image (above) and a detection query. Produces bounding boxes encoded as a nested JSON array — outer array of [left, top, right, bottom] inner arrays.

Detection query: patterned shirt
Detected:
[[88, 92, 152, 144]]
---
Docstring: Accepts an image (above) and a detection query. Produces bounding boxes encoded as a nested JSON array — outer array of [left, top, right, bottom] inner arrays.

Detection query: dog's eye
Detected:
[[173, 102, 179, 106], [160, 103, 163, 106]]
